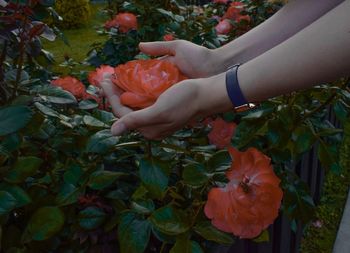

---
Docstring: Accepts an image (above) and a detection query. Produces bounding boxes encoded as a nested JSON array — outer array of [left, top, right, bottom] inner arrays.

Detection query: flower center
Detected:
[[239, 175, 250, 193]]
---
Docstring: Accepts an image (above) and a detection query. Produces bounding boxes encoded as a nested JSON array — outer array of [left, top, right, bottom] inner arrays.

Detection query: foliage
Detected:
[[0, 0, 349, 252], [54, 0, 91, 29], [88, 0, 281, 67], [300, 122, 350, 253], [87, 0, 223, 66]]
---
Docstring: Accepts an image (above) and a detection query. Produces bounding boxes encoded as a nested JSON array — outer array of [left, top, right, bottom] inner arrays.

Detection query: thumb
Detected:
[[139, 41, 176, 56], [111, 108, 158, 135]]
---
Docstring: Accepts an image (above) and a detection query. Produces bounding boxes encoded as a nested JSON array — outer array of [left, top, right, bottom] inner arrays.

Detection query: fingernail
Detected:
[[111, 123, 127, 135]]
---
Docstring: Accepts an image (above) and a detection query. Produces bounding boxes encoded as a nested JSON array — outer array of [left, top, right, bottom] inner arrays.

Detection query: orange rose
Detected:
[[237, 14, 251, 23], [223, 2, 245, 20], [112, 59, 187, 109], [215, 19, 233, 35], [51, 76, 107, 109], [163, 34, 175, 41], [51, 76, 86, 99], [105, 13, 138, 33], [223, 2, 251, 25], [88, 65, 115, 88], [204, 147, 283, 239], [104, 18, 119, 30], [208, 117, 236, 149]]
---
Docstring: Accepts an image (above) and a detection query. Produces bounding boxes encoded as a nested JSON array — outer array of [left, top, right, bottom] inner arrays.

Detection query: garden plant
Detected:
[[0, 0, 349, 252]]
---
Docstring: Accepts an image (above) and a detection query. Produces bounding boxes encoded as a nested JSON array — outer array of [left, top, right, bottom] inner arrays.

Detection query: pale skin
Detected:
[[100, 0, 350, 140]]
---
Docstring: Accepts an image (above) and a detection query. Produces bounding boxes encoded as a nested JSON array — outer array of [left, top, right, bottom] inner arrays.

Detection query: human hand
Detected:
[[139, 40, 220, 79], [101, 72, 233, 140], [99, 73, 133, 118]]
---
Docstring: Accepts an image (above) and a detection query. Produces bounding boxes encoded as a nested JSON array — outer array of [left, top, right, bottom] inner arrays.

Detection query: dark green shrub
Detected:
[[1, 1, 350, 252], [54, 0, 91, 29]]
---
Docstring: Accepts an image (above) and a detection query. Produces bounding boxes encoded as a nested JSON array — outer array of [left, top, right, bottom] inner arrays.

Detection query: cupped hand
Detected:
[[100, 72, 232, 140], [110, 81, 201, 139], [139, 40, 219, 79]]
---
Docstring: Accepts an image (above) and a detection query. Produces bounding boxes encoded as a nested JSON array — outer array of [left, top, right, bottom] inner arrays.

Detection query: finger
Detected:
[[100, 81, 132, 118], [157, 55, 176, 65], [111, 107, 166, 135], [96, 88, 105, 97], [139, 41, 177, 56]]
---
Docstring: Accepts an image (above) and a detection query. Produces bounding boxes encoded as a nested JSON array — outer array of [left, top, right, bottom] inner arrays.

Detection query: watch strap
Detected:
[[225, 64, 248, 108]]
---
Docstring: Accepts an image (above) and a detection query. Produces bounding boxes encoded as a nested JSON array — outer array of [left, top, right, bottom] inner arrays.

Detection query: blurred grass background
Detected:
[[42, 3, 108, 74]]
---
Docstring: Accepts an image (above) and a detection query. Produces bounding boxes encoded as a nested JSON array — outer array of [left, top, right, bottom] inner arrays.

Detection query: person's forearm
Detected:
[[210, 0, 344, 72], [238, 0, 350, 102], [198, 0, 350, 115]]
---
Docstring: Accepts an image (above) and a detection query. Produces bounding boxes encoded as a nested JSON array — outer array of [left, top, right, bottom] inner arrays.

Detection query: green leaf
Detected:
[[5, 69, 29, 83], [0, 143, 10, 157], [118, 212, 151, 253], [170, 236, 203, 253], [5, 156, 43, 183], [232, 120, 268, 149], [55, 183, 83, 206], [283, 179, 315, 223], [37, 86, 77, 104], [0, 191, 17, 215], [0, 106, 33, 136], [86, 130, 119, 153], [63, 164, 83, 185], [293, 126, 316, 155], [88, 170, 127, 190], [182, 163, 208, 187], [150, 206, 190, 235], [253, 230, 269, 243], [34, 102, 59, 118], [193, 221, 234, 245], [22, 207, 64, 242], [242, 107, 274, 120], [79, 100, 99, 110], [156, 8, 184, 22], [317, 128, 343, 137], [318, 143, 340, 173], [334, 101, 349, 123], [78, 207, 106, 230], [0, 184, 31, 208], [1, 133, 21, 154], [207, 150, 231, 172], [139, 158, 170, 199], [92, 109, 115, 125], [83, 115, 108, 128], [38, 0, 55, 7], [131, 200, 155, 215], [131, 184, 148, 200]]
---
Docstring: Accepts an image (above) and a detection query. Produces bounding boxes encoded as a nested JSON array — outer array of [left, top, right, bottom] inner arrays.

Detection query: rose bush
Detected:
[[0, 0, 349, 253]]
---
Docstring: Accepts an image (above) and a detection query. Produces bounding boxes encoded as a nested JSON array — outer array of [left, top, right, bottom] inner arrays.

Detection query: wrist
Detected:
[[195, 73, 233, 117], [200, 48, 224, 77], [212, 44, 245, 71]]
